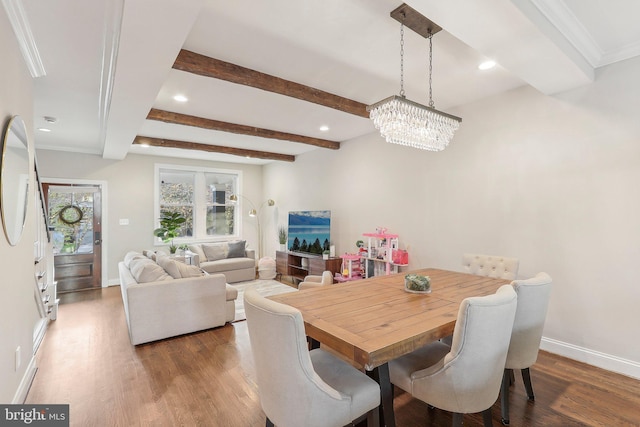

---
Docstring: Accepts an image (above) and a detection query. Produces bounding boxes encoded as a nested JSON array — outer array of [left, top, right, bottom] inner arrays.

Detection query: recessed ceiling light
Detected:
[[38, 128, 51, 132], [319, 125, 330, 132], [478, 60, 496, 70], [173, 94, 188, 102], [139, 143, 150, 148]]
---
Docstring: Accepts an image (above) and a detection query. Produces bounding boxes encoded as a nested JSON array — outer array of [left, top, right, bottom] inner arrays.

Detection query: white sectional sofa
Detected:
[[118, 250, 237, 345], [187, 240, 256, 283]]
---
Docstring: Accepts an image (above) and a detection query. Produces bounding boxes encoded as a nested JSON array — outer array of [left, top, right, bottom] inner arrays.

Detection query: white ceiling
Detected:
[[9, 0, 640, 165]]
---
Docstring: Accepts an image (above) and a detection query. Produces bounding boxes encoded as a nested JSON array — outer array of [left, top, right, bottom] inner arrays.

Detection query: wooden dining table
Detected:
[[269, 268, 511, 427]]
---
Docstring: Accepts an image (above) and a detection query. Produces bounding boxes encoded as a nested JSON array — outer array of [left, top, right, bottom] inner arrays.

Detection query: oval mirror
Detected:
[[1, 115, 30, 245]]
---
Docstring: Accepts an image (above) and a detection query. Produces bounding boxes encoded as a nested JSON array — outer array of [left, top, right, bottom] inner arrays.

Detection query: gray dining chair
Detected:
[[500, 272, 553, 425], [389, 285, 518, 427], [462, 253, 520, 280], [243, 289, 380, 427]]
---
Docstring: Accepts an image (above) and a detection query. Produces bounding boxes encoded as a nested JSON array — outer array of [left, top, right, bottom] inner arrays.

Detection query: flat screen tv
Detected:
[[287, 210, 331, 255]]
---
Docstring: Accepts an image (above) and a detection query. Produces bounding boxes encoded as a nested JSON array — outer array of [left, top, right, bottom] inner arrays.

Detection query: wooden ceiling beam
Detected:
[[173, 49, 369, 118], [133, 136, 295, 162], [147, 109, 340, 150]]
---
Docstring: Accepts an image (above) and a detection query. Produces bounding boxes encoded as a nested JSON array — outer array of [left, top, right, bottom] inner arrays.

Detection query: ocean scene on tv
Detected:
[[287, 210, 331, 255]]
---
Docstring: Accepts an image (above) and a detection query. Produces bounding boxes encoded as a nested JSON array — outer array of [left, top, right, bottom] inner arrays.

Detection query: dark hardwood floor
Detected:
[[27, 286, 640, 426]]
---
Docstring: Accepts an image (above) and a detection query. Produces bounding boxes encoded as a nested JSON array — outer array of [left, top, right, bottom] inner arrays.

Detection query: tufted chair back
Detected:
[[244, 289, 380, 427], [462, 253, 519, 280]]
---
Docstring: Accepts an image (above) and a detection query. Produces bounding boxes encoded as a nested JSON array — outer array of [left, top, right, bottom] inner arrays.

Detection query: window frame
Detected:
[[154, 163, 243, 245]]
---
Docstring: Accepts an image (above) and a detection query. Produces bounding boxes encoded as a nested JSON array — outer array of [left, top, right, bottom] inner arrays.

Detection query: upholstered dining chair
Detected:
[[244, 289, 380, 427], [462, 253, 520, 280], [298, 270, 333, 290], [389, 285, 518, 427], [500, 272, 553, 425]]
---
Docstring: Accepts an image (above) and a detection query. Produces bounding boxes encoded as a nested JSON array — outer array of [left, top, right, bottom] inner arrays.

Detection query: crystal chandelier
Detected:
[[367, 4, 462, 151]]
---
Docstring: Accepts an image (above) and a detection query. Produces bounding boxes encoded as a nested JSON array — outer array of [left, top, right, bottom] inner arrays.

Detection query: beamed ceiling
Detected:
[[9, 0, 640, 164]]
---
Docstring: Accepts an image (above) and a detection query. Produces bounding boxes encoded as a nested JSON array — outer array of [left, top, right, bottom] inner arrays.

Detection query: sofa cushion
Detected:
[[225, 284, 238, 301], [202, 243, 227, 261], [175, 261, 205, 278], [129, 258, 172, 283], [202, 257, 255, 273], [124, 251, 145, 268], [227, 240, 246, 258], [157, 256, 205, 279], [142, 249, 157, 261], [156, 256, 181, 279]]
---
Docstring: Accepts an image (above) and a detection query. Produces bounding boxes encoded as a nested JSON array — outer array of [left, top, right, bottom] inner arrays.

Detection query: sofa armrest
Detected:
[[185, 250, 200, 266], [245, 249, 255, 260]]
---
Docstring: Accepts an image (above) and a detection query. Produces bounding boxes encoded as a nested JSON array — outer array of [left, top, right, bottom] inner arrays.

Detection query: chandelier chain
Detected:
[[428, 31, 434, 108], [399, 17, 405, 97]]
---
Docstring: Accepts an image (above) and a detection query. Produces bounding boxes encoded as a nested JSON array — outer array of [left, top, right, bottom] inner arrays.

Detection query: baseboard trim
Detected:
[[541, 336, 640, 380], [12, 356, 37, 403]]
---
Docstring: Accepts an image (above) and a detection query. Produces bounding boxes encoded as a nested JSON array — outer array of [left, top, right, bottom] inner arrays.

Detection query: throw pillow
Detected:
[[124, 251, 145, 268], [129, 258, 172, 283], [188, 244, 206, 263], [156, 256, 181, 279], [175, 261, 205, 278], [202, 243, 227, 261], [227, 240, 246, 258]]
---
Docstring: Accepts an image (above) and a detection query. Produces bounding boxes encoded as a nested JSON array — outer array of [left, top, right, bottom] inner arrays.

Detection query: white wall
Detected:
[[264, 56, 640, 378], [35, 151, 264, 282], [0, 9, 38, 402]]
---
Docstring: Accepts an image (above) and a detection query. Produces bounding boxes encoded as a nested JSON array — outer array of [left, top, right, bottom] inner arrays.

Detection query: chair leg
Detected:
[[521, 368, 535, 400], [509, 368, 515, 386], [366, 407, 380, 427], [501, 369, 510, 425], [482, 407, 494, 427], [266, 417, 274, 427], [452, 413, 463, 427]]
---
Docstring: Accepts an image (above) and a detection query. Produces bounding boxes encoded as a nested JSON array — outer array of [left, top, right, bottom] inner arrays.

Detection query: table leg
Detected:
[[367, 363, 395, 427]]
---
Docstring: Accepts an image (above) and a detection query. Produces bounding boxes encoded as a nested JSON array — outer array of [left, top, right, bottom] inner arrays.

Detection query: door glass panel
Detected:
[[49, 190, 94, 255]]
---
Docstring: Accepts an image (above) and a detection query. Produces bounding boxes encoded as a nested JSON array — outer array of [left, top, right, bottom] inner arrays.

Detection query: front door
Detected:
[[44, 184, 102, 293]]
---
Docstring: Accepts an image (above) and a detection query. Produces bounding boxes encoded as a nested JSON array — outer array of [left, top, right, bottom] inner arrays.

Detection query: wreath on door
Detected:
[[59, 204, 83, 225]]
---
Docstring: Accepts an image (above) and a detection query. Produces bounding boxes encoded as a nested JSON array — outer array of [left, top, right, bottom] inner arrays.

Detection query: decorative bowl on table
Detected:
[[404, 274, 431, 294]]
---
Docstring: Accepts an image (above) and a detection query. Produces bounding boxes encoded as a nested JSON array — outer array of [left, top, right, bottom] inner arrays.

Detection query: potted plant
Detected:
[[278, 225, 287, 251], [153, 211, 186, 254], [323, 249, 330, 260]]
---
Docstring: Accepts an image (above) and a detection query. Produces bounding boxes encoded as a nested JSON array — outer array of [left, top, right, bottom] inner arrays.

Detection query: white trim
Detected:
[[541, 336, 640, 380], [154, 163, 243, 243], [98, 0, 124, 147], [1, 0, 46, 78], [41, 177, 109, 288], [12, 355, 37, 403], [32, 317, 47, 352]]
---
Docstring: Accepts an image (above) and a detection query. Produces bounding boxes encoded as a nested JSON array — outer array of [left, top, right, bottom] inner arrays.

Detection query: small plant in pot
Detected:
[[323, 249, 330, 260], [278, 225, 287, 251], [153, 211, 186, 254]]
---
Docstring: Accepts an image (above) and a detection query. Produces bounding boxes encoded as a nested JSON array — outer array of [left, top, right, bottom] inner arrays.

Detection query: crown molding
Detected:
[[531, 0, 602, 68], [598, 39, 640, 68], [1, 0, 45, 77]]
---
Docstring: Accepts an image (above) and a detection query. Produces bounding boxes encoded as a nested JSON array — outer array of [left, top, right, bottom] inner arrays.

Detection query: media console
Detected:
[[276, 251, 342, 282]]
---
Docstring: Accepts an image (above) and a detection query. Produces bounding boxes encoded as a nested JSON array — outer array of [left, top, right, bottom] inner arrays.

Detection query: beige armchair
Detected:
[[298, 270, 333, 290], [244, 289, 380, 427], [462, 253, 520, 280], [389, 285, 518, 427], [500, 272, 553, 425]]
